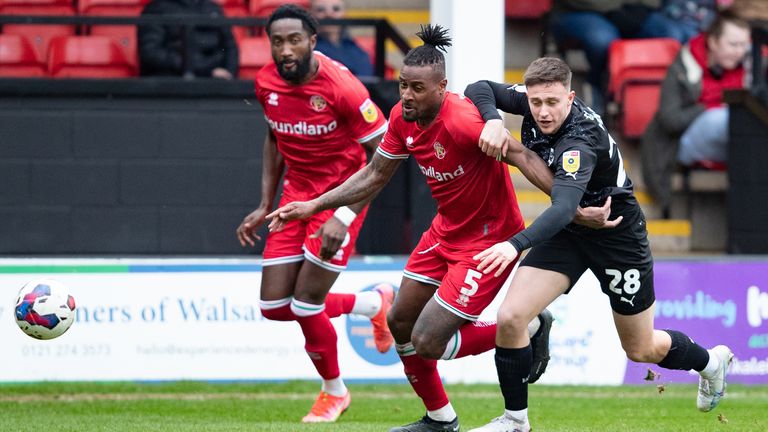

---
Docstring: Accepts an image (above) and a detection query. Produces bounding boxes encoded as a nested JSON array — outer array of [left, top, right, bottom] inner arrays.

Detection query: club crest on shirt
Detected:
[[268, 92, 279, 106], [309, 95, 327, 112], [563, 150, 580, 174], [359, 98, 378, 123], [433, 141, 446, 159]]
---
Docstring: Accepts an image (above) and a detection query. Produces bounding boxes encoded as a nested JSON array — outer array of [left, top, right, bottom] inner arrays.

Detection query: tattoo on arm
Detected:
[[316, 153, 401, 212]]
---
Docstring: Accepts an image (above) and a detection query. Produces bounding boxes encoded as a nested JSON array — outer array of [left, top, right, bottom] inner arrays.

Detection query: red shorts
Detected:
[[262, 195, 368, 272], [403, 228, 516, 321]]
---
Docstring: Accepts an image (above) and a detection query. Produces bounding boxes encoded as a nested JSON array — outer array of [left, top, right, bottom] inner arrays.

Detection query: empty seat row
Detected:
[[0, 33, 134, 77], [1, 29, 390, 79], [1, 33, 381, 79]]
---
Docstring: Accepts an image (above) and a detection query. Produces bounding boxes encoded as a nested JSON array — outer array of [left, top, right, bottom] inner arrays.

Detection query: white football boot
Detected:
[[468, 415, 530, 432], [697, 345, 734, 412]]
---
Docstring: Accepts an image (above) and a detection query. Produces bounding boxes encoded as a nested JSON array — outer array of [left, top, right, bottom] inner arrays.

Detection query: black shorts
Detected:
[[520, 209, 654, 315]]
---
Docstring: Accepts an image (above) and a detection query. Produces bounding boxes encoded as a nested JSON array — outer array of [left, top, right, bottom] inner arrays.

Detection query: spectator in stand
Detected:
[[550, 0, 682, 115], [641, 10, 750, 216], [138, 0, 238, 79], [660, 0, 718, 43], [310, 0, 373, 78]]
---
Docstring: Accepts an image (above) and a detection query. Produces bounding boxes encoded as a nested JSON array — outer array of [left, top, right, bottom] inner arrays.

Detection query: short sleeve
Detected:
[[376, 108, 409, 160], [447, 97, 486, 151], [333, 74, 388, 143]]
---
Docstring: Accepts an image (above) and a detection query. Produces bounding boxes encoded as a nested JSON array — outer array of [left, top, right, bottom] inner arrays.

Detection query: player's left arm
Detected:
[[503, 134, 553, 194]]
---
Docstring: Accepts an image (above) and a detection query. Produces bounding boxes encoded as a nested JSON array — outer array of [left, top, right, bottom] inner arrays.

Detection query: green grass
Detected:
[[0, 381, 766, 431]]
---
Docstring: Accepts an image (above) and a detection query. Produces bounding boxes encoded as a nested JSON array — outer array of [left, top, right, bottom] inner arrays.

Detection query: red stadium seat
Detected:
[[77, 0, 148, 14], [621, 83, 662, 139], [237, 35, 271, 79], [608, 38, 680, 101], [0, 34, 47, 76], [608, 38, 680, 139], [249, 0, 309, 17], [47, 35, 137, 77], [211, 0, 250, 41], [505, 0, 551, 19], [0, 4, 77, 63], [79, 0, 149, 71]]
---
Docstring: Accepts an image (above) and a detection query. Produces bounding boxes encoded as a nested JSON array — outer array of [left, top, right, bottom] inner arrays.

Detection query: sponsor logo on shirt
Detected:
[[418, 164, 465, 182], [563, 150, 580, 174], [433, 141, 446, 159], [265, 116, 338, 136], [359, 98, 379, 123], [309, 95, 327, 112], [268, 92, 279, 106]]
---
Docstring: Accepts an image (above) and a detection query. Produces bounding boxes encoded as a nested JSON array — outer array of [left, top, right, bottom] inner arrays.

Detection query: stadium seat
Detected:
[[0, 34, 47, 76], [249, 0, 309, 17], [237, 35, 271, 79], [608, 38, 680, 138], [620, 83, 662, 139], [47, 35, 137, 77], [211, 0, 250, 41], [79, 0, 149, 71], [608, 38, 680, 102], [0, 3, 77, 63], [505, 0, 551, 19]]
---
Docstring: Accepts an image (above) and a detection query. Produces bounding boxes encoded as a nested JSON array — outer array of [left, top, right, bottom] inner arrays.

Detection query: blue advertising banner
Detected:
[[623, 261, 768, 385]]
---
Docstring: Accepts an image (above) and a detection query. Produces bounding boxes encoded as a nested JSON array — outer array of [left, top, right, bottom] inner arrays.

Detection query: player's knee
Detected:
[[496, 308, 529, 333], [623, 344, 656, 363], [386, 307, 411, 341], [411, 331, 443, 359]]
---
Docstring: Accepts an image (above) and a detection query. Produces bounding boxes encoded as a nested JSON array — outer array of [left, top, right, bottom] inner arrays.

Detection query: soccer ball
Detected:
[[14, 278, 76, 340]]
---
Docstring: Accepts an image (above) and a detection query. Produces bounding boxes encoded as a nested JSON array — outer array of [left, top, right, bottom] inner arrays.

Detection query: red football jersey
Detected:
[[378, 92, 525, 247], [255, 52, 388, 200]]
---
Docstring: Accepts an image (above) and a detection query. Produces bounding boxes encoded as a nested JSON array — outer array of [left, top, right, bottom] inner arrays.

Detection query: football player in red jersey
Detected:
[[236, 4, 391, 423], [266, 24, 613, 432]]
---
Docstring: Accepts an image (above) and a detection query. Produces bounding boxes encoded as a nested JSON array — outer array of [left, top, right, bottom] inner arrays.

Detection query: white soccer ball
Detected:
[[14, 278, 76, 340]]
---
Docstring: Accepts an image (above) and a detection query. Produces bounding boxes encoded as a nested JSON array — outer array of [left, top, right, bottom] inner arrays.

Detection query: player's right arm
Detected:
[[266, 152, 401, 231], [237, 130, 284, 247]]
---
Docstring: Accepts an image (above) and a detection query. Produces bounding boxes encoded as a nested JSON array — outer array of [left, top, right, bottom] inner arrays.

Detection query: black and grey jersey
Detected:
[[468, 82, 640, 232]]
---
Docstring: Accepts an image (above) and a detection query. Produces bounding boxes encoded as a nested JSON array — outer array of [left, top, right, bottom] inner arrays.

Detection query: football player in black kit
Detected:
[[463, 57, 733, 432]]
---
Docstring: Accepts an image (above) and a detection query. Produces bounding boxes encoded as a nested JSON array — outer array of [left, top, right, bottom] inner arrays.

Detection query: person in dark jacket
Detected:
[[641, 10, 749, 215], [138, 0, 238, 78], [310, 0, 373, 77]]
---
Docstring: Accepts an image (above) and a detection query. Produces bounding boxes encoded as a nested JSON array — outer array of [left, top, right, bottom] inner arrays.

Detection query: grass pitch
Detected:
[[0, 381, 766, 431]]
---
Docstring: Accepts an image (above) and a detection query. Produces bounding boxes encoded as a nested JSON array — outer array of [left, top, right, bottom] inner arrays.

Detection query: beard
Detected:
[[277, 53, 312, 84]]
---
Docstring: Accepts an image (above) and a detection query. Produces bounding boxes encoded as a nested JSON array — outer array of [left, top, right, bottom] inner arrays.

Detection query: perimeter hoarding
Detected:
[[1, 258, 766, 385]]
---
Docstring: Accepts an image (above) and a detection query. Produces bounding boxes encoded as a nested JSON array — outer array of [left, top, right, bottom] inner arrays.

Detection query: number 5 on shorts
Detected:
[[458, 269, 482, 305]]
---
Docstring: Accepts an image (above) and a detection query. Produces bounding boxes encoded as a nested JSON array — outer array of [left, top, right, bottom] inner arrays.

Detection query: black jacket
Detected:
[[138, 0, 238, 77]]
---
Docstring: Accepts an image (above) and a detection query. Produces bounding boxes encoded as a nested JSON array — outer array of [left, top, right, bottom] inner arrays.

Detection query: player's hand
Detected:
[[573, 196, 623, 229], [310, 216, 348, 261], [473, 241, 519, 277], [236, 206, 269, 247], [478, 119, 508, 160], [266, 201, 318, 232]]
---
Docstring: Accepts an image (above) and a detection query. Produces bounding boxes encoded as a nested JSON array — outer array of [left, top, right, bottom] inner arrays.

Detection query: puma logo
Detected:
[[620, 295, 636, 307], [565, 172, 577, 180]]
